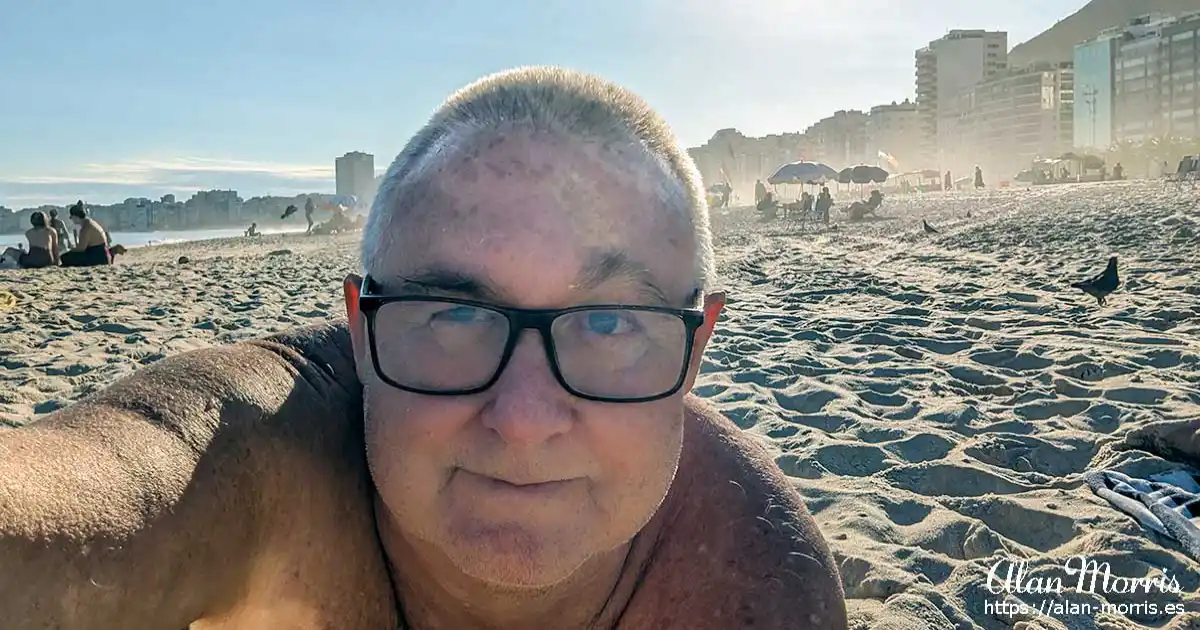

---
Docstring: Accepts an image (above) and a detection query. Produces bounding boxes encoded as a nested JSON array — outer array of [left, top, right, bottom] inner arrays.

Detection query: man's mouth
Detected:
[[458, 469, 578, 496]]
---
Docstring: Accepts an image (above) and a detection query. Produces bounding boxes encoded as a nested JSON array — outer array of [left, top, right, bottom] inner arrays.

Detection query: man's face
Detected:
[[346, 131, 720, 588]]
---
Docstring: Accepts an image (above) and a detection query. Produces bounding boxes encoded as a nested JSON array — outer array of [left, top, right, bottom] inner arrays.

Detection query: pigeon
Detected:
[[922, 220, 939, 234], [280, 204, 299, 220], [1070, 256, 1119, 306]]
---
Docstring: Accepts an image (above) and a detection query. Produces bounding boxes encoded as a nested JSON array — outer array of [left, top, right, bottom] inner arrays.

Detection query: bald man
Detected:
[[0, 67, 846, 629]]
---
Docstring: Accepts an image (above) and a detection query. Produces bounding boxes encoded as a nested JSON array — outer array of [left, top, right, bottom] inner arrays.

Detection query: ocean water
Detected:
[[3, 226, 307, 251]]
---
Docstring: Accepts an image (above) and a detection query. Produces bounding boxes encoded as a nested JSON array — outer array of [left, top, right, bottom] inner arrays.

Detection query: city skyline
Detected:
[[1, 0, 1085, 208]]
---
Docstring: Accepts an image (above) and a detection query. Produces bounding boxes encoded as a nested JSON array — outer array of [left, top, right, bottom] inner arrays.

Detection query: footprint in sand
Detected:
[[882, 433, 956, 464], [969, 348, 1054, 371], [963, 434, 1096, 476], [882, 462, 1033, 497], [1013, 398, 1091, 421], [942, 496, 1079, 553], [811, 443, 897, 476], [772, 388, 840, 414], [1103, 386, 1170, 405]]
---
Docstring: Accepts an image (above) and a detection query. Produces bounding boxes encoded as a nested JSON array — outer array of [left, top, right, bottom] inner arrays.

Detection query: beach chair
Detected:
[[783, 195, 829, 231], [1164, 155, 1199, 189], [845, 191, 884, 222]]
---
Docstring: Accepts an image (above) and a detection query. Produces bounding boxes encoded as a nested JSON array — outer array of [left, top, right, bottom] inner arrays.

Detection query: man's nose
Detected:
[[480, 330, 572, 447]]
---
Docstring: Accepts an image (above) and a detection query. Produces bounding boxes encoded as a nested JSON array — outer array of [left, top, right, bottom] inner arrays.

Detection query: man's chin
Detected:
[[441, 519, 590, 588]]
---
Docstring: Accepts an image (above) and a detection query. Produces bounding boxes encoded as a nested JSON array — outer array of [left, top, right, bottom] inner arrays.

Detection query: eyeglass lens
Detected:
[[370, 300, 689, 399]]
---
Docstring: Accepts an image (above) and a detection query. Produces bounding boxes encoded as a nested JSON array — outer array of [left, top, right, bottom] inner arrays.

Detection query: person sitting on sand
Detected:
[[0, 66, 847, 630], [756, 190, 778, 219], [244, 222, 260, 237], [47, 208, 72, 250], [18, 211, 60, 268], [59, 201, 112, 267], [845, 189, 883, 222]]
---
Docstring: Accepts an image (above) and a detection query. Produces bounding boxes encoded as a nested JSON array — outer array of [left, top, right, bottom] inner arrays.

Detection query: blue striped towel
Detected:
[[1083, 469, 1200, 563]]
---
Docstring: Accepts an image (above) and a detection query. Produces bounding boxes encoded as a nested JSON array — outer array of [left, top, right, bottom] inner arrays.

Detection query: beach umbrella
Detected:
[[868, 166, 890, 183], [849, 164, 876, 185], [837, 167, 854, 184], [767, 161, 837, 185]]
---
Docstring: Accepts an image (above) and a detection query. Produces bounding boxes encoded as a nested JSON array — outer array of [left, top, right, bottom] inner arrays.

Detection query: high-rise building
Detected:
[[805, 110, 868, 167], [335, 151, 376, 206], [866, 100, 921, 171], [1159, 15, 1200, 137], [1073, 34, 1119, 150], [915, 30, 1009, 168], [1113, 13, 1200, 142], [948, 63, 1075, 178]]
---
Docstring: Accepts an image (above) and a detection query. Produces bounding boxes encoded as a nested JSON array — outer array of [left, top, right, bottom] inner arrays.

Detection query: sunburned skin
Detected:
[[0, 321, 847, 629]]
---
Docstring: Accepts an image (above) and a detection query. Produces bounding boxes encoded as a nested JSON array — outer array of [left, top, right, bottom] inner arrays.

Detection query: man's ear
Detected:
[[343, 273, 369, 379], [682, 291, 725, 392]]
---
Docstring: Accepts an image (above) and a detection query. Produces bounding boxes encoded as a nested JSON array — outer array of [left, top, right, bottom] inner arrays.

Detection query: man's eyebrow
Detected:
[[574, 249, 673, 306], [374, 251, 689, 307], [384, 268, 509, 303]]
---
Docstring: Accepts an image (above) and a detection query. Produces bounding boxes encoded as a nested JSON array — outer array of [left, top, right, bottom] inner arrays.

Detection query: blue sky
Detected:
[[0, 0, 1085, 208]]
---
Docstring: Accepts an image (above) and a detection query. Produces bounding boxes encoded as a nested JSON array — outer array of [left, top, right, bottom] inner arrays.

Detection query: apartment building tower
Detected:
[[915, 30, 1009, 168]]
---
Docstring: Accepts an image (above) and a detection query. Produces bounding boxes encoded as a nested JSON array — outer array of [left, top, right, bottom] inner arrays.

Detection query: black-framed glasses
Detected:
[[358, 276, 706, 403]]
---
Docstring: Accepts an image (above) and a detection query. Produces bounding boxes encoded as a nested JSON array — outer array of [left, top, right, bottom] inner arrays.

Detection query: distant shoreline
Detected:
[[2, 225, 312, 250], [0, 221, 302, 238]]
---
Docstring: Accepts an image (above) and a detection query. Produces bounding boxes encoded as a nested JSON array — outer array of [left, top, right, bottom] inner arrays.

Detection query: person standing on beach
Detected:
[[47, 208, 72, 250], [974, 165, 985, 189], [305, 196, 316, 234], [0, 67, 846, 629]]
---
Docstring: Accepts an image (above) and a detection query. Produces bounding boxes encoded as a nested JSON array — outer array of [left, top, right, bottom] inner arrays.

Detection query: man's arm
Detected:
[[0, 322, 397, 629], [619, 396, 847, 629]]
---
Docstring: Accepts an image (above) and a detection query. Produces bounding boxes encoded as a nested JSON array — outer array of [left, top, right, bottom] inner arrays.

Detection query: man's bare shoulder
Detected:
[[619, 396, 847, 629], [0, 321, 397, 629]]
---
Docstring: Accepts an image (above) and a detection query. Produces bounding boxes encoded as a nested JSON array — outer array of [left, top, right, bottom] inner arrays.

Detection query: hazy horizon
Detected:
[[1, 0, 1087, 208]]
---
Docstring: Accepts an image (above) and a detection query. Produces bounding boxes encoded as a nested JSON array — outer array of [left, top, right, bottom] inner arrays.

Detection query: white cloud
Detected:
[[0, 156, 336, 208], [86, 157, 334, 180]]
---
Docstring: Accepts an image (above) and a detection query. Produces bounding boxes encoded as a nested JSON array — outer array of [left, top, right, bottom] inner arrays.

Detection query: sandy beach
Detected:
[[2, 180, 1198, 629]]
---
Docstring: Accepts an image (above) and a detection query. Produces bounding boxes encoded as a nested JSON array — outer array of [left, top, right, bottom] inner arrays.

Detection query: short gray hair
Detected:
[[362, 66, 715, 292]]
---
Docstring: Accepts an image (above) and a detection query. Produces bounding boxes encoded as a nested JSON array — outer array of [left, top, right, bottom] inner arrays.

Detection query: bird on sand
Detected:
[[922, 220, 939, 234], [1070, 256, 1120, 306], [280, 204, 299, 220]]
